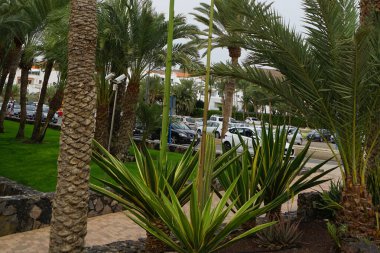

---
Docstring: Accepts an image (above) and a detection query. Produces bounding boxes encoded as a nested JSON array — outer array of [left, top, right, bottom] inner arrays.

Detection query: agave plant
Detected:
[[127, 134, 282, 253], [218, 123, 336, 225], [255, 218, 303, 250], [91, 137, 241, 252]]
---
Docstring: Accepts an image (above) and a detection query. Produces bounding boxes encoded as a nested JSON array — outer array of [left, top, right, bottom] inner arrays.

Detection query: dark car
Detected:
[[151, 122, 199, 145], [10, 104, 21, 118], [42, 105, 59, 124], [26, 105, 36, 120], [306, 129, 332, 142]]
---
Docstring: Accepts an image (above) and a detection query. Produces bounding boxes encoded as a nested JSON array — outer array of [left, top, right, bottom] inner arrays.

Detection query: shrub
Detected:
[[255, 218, 303, 250]]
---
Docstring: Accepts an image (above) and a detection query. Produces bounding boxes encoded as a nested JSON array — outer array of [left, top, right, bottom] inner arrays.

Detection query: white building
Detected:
[[14, 66, 60, 94]]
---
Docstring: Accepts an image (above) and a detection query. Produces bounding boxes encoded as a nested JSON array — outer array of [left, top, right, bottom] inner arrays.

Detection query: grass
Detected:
[[0, 120, 183, 192]]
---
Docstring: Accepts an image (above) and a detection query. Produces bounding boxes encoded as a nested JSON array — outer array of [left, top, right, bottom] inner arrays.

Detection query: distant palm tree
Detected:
[[214, 0, 380, 239], [32, 5, 69, 142], [48, 0, 97, 251], [172, 79, 198, 115], [0, 0, 67, 133], [98, 0, 200, 161], [193, 0, 246, 137]]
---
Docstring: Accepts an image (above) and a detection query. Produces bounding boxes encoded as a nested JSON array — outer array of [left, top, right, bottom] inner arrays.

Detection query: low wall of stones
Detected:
[[0, 177, 123, 236]]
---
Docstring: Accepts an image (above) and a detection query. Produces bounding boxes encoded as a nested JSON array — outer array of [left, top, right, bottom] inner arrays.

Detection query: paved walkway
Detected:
[[0, 160, 340, 253]]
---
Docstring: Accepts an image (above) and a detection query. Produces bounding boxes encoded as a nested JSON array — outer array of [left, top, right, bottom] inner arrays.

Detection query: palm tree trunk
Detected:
[[16, 60, 32, 139], [266, 205, 282, 221], [112, 80, 139, 162], [94, 103, 109, 148], [36, 86, 64, 143], [338, 177, 378, 239], [145, 219, 170, 253], [0, 67, 9, 95], [221, 47, 241, 137], [0, 39, 23, 133], [31, 59, 54, 141], [48, 0, 98, 251]]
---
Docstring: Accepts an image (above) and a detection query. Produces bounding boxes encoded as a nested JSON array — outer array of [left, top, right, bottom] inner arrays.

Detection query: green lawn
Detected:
[[0, 120, 183, 192]]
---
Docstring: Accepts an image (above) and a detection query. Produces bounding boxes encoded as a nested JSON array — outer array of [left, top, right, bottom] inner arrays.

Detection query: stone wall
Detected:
[[0, 177, 123, 236]]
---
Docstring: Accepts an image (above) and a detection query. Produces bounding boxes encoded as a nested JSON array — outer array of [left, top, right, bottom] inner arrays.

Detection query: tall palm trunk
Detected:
[[16, 57, 32, 139], [0, 67, 9, 95], [36, 86, 64, 143], [221, 46, 240, 137], [112, 80, 139, 161], [31, 59, 54, 141], [0, 39, 22, 133], [94, 103, 109, 147], [48, 0, 98, 252]]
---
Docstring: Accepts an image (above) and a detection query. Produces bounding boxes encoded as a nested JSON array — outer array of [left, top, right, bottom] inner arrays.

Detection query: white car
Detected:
[[285, 127, 303, 145], [222, 127, 295, 158], [245, 117, 261, 125], [197, 121, 223, 138]]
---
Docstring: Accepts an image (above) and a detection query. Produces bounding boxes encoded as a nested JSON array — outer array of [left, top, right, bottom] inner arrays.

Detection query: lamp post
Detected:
[[107, 74, 126, 151]]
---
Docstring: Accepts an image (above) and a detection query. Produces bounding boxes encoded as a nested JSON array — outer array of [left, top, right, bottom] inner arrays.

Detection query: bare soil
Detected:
[[218, 220, 335, 253]]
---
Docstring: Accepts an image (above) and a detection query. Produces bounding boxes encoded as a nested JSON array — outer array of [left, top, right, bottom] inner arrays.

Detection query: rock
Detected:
[[341, 240, 380, 253], [95, 200, 104, 212], [30, 205, 42, 219], [2, 205, 17, 216], [88, 200, 94, 210], [102, 205, 112, 214], [110, 200, 118, 207], [0, 215, 18, 236]]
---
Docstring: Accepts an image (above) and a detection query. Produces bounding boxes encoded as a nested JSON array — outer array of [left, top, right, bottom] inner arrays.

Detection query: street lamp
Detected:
[[107, 74, 127, 151]]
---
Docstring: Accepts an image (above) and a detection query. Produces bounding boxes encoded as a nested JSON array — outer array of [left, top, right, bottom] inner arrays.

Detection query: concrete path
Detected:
[[0, 160, 340, 253]]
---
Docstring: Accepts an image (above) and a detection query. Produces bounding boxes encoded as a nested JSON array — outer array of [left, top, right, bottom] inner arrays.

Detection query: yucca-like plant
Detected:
[[91, 137, 241, 252], [255, 218, 303, 250], [128, 134, 282, 253], [218, 123, 336, 225], [213, 0, 380, 238]]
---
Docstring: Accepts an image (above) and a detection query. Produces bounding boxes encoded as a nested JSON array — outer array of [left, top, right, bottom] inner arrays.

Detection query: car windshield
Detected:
[[185, 118, 195, 123], [43, 107, 49, 113], [13, 104, 20, 109], [172, 122, 190, 130]]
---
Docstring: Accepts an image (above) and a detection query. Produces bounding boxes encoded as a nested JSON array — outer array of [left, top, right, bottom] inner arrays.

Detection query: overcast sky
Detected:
[[151, 0, 305, 63]]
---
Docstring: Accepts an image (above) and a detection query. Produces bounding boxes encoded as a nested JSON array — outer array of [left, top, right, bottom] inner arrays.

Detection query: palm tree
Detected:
[[193, 0, 245, 137], [360, 1, 380, 212], [48, 0, 97, 251], [213, 0, 380, 239], [172, 79, 198, 115], [0, 0, 67, 133], [99, 0, 200, 161], [32, 6, 69, 142]]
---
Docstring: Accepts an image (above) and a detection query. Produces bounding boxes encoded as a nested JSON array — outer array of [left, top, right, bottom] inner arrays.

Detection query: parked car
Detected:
[[286, 127, 303, 145], [151, 122, 199, 145], [26, 105, 36, 120], [245, 117, 261, 125], [222, 126, 295, 158], [197, 121, 228, 138], [9, 104, 21, 118], [209, 115, 237, 123], [42, 105, 59, 124], [173, 116, 197, 130], [307, 129, 332, 142]]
